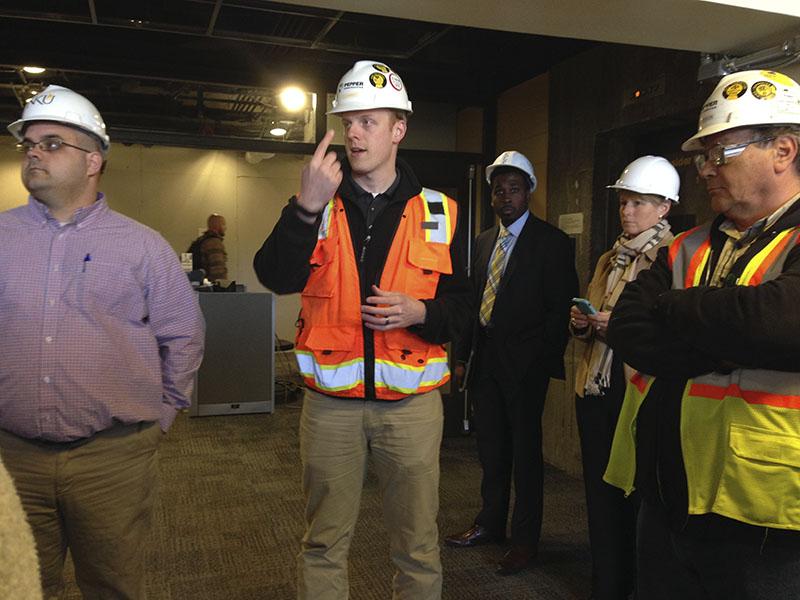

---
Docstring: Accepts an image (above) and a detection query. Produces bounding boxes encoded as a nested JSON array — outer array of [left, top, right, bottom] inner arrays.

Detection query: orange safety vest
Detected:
[[606, 221, 800, 529], [294, 188, 456, 400]]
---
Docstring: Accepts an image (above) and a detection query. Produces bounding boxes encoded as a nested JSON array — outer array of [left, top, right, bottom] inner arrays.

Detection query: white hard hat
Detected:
[[682, 70, 800, 151], [7, 85, 110, 155], [328, 60, 413, 115], [485, 150, 537, 192], [607, 155, 680, 203]]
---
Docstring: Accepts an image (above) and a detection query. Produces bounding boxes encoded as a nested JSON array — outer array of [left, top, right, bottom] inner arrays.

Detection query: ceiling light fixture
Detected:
[[22, 66, 46, 74], [279, 87, 306, 112], [270, 127, 288, 137]]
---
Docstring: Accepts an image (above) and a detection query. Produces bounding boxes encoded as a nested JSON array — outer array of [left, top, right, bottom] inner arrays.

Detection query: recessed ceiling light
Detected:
[[22, 66, 46, 74], [279, 87, 306, 112], [270, 127, 288, 137]]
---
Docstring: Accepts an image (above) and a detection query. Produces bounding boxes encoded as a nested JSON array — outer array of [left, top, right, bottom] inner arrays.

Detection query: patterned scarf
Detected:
[[583, 219, 671, 396]]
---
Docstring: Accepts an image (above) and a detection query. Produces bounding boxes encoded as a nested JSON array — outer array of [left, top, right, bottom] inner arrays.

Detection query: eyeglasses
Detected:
[[15, 137, 93, 154], [693, 137, 776, 172]]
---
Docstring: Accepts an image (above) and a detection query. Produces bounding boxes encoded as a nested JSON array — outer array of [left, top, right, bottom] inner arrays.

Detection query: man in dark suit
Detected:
[[445, 150, 578, 575]]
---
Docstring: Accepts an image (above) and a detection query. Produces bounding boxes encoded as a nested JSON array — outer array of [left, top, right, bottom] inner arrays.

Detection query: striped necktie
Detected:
[[479, 228, 511, 327]]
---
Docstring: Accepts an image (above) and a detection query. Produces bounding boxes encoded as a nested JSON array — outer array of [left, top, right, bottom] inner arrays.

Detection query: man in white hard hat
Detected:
[[0, 85, 204, 598], [254, 61, 470, 599], [606, 69, 800, 598], [444, 151, 577, 575]]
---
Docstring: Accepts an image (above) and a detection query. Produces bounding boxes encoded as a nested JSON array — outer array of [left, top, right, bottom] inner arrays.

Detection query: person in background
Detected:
[[0, 454, 42, 600], [570, 155, 679, 600], [606, 69, 800, 599], [445, 151, 577, 575], [0, 85, 205, 598], [253, 60, 470, 600], [188, 212, 228, 280]]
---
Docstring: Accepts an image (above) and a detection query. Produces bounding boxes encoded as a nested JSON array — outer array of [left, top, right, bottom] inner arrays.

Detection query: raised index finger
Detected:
[[312, 129, 336, 162]]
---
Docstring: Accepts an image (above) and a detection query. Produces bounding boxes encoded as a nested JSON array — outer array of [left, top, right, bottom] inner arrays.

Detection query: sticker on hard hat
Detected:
[[30, 93, 56, 106], [752, 81, 777, 100], [340, 81, 364, 90], [369, 73, 387, 88], [722, 82, 747, 100], [389, 73, 403, 91], [762, 70, 796, 87], [372, 64, 391, 73]]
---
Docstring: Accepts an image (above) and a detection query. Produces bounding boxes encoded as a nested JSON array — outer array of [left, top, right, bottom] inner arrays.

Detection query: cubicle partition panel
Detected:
[[191, 292, 275, 416]]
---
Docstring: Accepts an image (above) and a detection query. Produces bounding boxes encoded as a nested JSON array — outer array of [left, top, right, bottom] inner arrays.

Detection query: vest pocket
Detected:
[[407, 238, 452, 274], [401, 239, 452, 300], [304, 325, 356, 357], [715, 423, 800, 528]]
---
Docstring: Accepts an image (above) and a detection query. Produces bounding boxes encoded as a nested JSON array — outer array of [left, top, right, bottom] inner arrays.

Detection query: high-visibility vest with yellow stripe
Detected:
[[295, 188, 456, 400], [606, 222, 800, 530]]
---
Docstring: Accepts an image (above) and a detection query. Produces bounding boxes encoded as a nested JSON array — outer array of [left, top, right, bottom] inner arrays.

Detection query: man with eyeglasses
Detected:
[[0, 85, 204, 598], [605, 69, 800, 599]]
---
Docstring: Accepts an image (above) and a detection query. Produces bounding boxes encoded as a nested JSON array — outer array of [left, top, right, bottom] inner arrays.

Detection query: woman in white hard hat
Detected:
[[569, 155, 679, 600]]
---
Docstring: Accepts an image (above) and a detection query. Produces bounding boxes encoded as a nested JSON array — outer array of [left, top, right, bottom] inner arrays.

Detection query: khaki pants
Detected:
[[0, 422, 161, 600], [298, 389, 444, 600]]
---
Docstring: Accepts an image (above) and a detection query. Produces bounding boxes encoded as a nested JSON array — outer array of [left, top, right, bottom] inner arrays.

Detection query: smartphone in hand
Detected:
[[571, 297, 598, 316]]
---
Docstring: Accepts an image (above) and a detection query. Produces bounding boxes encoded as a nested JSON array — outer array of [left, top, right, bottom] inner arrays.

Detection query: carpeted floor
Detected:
[[63, 397, 592, 599]]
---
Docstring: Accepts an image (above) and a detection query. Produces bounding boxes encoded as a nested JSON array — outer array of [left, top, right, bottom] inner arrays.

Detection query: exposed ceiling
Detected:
[[0, 1, 595, 148], [1, 1, 798, 150]]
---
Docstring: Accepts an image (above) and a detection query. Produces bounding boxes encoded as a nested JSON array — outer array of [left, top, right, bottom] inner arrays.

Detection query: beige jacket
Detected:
[[571, 235, 672, 398]]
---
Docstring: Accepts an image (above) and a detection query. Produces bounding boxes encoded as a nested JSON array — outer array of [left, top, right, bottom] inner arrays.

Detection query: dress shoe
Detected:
[[496, 544, 536, 575], [444, 524, 504, 548]]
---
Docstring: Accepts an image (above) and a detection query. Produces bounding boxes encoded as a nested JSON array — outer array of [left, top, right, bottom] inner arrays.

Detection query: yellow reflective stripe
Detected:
[[296, 351, 449, 395], [420, 188, 451, 244], [317, 198, 335, 240], [691, 246, 711, 287], [374, 356, 450, 394], [738, 229, 794, 285], [295, 351, 364, 392]]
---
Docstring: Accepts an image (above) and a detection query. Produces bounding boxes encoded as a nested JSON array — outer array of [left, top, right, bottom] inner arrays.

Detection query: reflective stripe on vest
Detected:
[[295, 189, 457, 400], [671, 223, 800, 528], [317, 199, 335, 241], [668, 226, 711, 288], [420, 188, 452, 244]]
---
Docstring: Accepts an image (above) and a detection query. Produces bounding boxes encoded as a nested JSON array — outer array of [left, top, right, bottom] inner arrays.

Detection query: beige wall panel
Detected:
[[102, 145, 144, 222], [138, 147, 239, 257], [530, 161, 547, 219], [0, 143, 26, 211], [496, 74, 549, 145], [456, 106, 483, 153], [235, 163, 304, 342]]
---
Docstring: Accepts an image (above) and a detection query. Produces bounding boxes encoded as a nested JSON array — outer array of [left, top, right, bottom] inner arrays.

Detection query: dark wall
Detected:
[[548, 44, 717, 288]]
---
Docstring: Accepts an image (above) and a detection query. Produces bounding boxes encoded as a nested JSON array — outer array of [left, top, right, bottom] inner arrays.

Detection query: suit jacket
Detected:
[[461, 212, 578, 396]]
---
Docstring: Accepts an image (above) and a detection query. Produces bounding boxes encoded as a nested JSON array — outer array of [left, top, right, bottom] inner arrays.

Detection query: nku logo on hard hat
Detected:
[[29, 93, 56, 106]]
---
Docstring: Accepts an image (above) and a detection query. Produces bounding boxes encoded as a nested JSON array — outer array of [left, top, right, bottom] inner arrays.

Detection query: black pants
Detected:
[[472, 368, 550, 547], [576, 390, 637, 600]]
